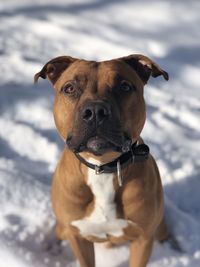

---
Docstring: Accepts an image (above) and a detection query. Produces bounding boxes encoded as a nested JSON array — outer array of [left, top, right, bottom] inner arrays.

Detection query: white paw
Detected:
[[71, 219, 128, 238]]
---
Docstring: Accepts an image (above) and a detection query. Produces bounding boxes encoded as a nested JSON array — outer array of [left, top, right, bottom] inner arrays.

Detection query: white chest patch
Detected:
[[71, 158, 128, 239]]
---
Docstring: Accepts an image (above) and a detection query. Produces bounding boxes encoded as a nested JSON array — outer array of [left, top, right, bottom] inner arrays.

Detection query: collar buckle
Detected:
[[95, 165, 104, 175]]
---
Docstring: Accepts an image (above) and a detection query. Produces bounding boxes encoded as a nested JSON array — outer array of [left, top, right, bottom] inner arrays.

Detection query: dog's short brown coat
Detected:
[[35, 54, 169, 267]]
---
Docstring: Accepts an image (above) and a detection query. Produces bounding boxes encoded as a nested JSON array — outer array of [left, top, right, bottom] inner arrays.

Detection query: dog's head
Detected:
[[35, 54, 168, 159]]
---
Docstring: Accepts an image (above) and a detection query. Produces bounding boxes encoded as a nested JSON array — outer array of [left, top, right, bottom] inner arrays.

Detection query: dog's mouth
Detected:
[[86, 136, 123, 156], [66, 134, 132, 156]]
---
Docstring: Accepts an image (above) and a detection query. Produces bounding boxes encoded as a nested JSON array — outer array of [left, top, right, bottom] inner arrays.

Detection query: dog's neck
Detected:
[[74, 141, 150, 186]]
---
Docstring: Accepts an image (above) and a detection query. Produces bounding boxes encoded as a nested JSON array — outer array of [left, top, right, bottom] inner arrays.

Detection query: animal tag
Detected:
[[117, 160, 123, 186]]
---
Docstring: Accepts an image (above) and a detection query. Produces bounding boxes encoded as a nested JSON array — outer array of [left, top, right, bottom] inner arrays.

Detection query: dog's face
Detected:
[[35, 55, 168, 158]]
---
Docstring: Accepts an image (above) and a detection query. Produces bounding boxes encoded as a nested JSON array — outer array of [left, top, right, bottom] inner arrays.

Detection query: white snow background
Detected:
[[0, 0, 200, 266]]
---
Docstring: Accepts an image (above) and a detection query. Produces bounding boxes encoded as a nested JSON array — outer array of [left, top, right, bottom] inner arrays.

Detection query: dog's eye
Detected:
[[61, 83, 76, 95], [120, 81, 135, 92]]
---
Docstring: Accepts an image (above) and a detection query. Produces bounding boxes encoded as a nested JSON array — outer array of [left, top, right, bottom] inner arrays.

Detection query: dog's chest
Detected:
[[71, 160, 128, 239]]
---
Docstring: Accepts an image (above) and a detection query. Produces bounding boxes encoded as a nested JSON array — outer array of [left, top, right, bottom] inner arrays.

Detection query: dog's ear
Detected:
[[119, 54, 169, 84], [34, 56, 77, 84]]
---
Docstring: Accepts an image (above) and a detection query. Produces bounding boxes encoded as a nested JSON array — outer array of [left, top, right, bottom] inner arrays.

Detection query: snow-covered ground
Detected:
[[0, 0, 200, 266]]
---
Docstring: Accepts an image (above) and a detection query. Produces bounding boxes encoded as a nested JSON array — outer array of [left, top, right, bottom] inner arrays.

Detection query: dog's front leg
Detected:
[[129, 237, 153, 267], [68, 234, 95, 267]]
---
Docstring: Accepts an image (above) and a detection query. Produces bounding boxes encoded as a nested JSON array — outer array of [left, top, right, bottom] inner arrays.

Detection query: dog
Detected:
[[35, 54, 169, 267]]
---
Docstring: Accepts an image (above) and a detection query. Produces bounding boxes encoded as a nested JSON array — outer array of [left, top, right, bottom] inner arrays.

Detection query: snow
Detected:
[[0, 0, 200, 266]]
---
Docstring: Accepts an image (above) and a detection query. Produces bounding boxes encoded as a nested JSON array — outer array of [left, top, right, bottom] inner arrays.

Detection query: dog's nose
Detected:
[[82, 102, 110, 124]]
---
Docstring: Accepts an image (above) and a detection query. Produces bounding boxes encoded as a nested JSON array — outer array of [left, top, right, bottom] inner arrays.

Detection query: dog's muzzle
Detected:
[[66, 101, 132, 155]]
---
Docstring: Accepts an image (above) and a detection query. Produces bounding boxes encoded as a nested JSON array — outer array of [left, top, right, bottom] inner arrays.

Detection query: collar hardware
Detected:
[[117, 160, 123, 187], [95, 165, 104, 175], [75, 141, 150, 186]]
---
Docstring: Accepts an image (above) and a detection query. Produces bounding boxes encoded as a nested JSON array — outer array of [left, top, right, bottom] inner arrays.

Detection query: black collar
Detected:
[[75, 142, 149, 175]]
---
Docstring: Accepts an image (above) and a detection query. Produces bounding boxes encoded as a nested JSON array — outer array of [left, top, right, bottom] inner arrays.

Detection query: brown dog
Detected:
[[35, 54, 169, 267]]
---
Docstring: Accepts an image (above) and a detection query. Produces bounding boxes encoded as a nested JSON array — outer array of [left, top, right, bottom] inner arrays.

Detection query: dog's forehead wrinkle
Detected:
[[98, 62, 129, 82], [73, 73, 88, 84], [60, 61, 126, 93]]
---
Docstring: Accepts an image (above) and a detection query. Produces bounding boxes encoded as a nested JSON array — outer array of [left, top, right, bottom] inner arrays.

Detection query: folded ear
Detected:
[[34, 56, 77, 84], [119, 54, 169, 84]]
